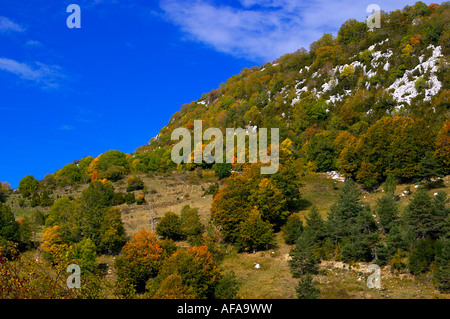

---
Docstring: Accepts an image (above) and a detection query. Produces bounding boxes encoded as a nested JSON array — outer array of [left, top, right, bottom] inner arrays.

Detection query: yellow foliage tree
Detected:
[[40, 226, 73, 269]]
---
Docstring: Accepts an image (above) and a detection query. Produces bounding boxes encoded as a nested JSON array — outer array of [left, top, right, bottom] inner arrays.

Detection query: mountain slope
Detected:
[[135, 1, 449, 188]]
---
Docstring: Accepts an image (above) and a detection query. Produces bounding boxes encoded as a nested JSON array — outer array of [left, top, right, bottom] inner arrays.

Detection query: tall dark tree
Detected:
[[341, 208, 380, 262], [327, 179, 363, 244], [289, 234, 320, 277], [417, 151, 441, 183], [403, 188, 443, 240], [0, 203, 19, 244], [375, 192, 398, 234], [434, 238, 450, 292], [296, 274, 321, 299], [303, 206, 327, 244], [282, 214, 303, 245]]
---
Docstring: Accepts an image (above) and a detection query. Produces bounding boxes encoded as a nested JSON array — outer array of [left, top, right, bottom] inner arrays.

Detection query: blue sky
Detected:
[[0, 0, 432, 188]]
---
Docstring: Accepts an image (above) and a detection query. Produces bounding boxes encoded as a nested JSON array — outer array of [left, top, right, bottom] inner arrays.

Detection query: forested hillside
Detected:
[[136, 1, 449, 189]]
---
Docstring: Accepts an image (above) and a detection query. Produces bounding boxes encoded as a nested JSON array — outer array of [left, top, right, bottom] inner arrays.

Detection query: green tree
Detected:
[[30, 192, 40, 207], [303, 206, 327, 244], [296, 274, 321, 299], [289, 234, 320, 277], [434, 238, 450, 292], [80, 180, 114, 210], [125, 192, 136, 204], [0, 203, 19, 244], [417, 151, 441, 182], [56, 163, 81, 184], [327, 179, 363, 244], [100, 165, 127, 182], [211, 172, 254, 242], [97, 150, 128, 172], [433, 191, 449, 234], [180, 206, 205, 245], [154, 245, 221, 299], [78, 156, 94, 182], [341, 208, 380, 262], [71, 238, 97, 273], [45, 197, 83, 243], [282, 214, 303, 245], [214, 271, 240, 299], [408, 237, 436, 275], [403, 188, 443, 240], [337, 19, 367, 46], [383, 174, 397, 194], [213, 163, 232, 179], [236, 207, 275, 252], [375, 192, 398, 234], [271, 166, 302, 211], [18, 175, 39, 197], [98, 207, 126, 254], [126, 176, 145, 192], [40, 190, 53, 207], [156, 212, 184, 241], [249, 178, 288, 229], [303, 131, 338, 172]]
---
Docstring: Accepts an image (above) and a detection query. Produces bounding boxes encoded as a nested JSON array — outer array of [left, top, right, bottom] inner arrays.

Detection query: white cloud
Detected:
[[0, 16, 25, 33], [160, 0, 434, 62], [25, 40, 43, 47], [59, 124, 75, 131], [0, 57, 64, 88]]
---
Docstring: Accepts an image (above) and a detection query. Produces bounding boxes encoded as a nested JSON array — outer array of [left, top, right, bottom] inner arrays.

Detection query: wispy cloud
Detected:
[[0, 16, 25, 33], [0, 57, 64, 88], [59, 124, 75, 131], [25, 40, 43, 47], [159, 0, 432, 62]]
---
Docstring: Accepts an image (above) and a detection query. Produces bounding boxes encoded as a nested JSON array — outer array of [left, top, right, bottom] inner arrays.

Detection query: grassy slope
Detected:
[[7, 171, 450, 299]]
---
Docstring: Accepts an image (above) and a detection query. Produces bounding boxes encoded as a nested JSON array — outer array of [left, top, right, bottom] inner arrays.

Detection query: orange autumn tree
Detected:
[[152, 245, 221, 299], [114, 230, 165, 293], [90, 171, 99, 183]]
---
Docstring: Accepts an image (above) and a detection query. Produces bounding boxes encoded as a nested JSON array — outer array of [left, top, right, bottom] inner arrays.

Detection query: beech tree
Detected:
[[153, 245, 221, 299], [18, 175, 39, 197], [236, 207, 275, 252], [156, 212, 184, 241], [115, 230, 164, 293]]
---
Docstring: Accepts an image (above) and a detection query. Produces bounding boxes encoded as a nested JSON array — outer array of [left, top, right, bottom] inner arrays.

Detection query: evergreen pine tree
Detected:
[[303, 206, 326, 244], [383, 173, 397, 194], [432, 191, 449, 237], [0, 203, 20, 243], [289, 234, 320, 277], [404, 188, 442, 239], [342, 207, 380, 262], [327, 179, 363, 245], [282, 213, 303, 245], [434, 238, 450, 292], [30, 192, 40, 208], [408, 237, 436, 275], [417, 151, 441, 182], [375, 192, 398, 234], [40, 190, 53, 207], [296, 274, 320, 299]]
